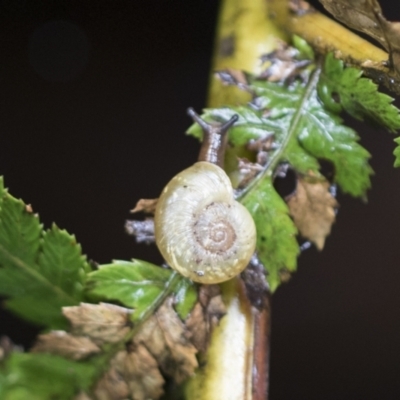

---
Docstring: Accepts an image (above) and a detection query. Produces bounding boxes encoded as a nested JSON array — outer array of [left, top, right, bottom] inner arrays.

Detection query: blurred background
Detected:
[[1, 1, 400, 399]]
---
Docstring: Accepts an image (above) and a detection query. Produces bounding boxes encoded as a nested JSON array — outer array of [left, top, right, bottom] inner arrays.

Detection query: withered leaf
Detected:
[[124, 345, 165, 400], [94, 348, 164, 400], [63, 303, 132, 344], [287, 175, 338, 250], [130, 198, 158, 214], [134, 298, 198, 383], [185, 285, 226, 352], [319, 0, 400, 76], [31, 331, 100, 360], [94, 351, 131, 400], [73, 392, 92, 400]]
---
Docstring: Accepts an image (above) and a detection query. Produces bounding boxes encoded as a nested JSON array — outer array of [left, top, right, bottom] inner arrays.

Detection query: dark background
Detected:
[[1, 1, 400, 399]]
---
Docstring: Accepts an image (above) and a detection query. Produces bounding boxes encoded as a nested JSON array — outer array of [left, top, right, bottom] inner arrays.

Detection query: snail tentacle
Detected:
[[187, 107, 239, 168]]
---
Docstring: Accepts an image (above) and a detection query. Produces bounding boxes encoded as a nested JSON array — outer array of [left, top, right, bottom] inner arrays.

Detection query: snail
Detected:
[[154, 108, 256, 284]]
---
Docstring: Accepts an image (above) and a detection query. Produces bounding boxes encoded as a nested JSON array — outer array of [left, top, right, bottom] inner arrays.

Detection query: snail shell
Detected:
[[154, 161, 256, 284]]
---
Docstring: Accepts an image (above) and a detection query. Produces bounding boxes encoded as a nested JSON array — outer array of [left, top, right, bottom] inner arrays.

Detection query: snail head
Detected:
[[187, 107, 238, 168]]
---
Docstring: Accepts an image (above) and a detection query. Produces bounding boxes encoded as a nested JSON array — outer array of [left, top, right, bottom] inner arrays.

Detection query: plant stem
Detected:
[[185, 277, 256, 400], [252, 301, 271, 400], [129, 271, 181, 333], [190, 1, 286, 399], [208, 0, 287, 108]]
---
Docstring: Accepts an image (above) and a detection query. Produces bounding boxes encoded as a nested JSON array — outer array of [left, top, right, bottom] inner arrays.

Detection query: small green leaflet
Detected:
[[86, 260, 197, 320], [242, 178, 298, 292], [250, 78, 373, 198], [0, 178, 90, 328], [292, 35, 315, 61], [318, 53, 400, 132], [394, 137, 400, 167], [174, 278, 198, 319], [0, 353, 96, 400]]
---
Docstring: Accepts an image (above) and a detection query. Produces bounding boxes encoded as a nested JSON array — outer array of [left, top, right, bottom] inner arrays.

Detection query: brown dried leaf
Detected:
[[130, 198, 158, 214], [31, 331, 101, 360], [94, 347, 164, 400], [134, 298, 198, 383], [185, 285, 226, 352], [94, 351, 131, 400], [124, 344, 165, 400], [31, 292, 227, 400], [63, 303, 132, 344], [319, 0, 400, 76], [287, 175, 338, 250], [73, 392, 93, 400]]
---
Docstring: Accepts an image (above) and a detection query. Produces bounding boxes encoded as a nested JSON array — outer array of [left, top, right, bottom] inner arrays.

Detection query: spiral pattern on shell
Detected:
[[154, 161, 256, 284]]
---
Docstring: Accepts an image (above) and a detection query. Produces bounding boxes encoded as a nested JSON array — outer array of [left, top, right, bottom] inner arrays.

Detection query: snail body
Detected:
[[154, 109, 257, 284], [154, 161, 256, 284]]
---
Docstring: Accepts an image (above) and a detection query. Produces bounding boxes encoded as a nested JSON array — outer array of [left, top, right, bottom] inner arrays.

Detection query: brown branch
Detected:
[[252, 302, 271, 400]]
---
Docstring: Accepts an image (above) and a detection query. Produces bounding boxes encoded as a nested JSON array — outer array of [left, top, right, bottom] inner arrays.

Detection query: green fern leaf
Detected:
[[0, 353, 96, 400], [189, 79, 372, 197], [242, 178, 298, 291], [394, 137, 400, 167], [318, 53, 400, 132], [186, 53, 385, 289], [0, 178, 90, 328], [86, 260, 196, 321], [249, 78, 373, 197]]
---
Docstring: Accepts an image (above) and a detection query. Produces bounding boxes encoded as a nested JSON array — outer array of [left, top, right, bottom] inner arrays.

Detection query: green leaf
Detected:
[[394, 137, 400, 167], [242, 177, 298, 292], [249, 78, 372, 198], [86, 259, 177, 321], [292, 35, 315, 60], [0, 353, 96, 400], [319, 53, 400, 132], [0, 178, 90, 328], [189, 75, 372, 198], [186, 58, 383, 289], [174, 279, 197, 319]]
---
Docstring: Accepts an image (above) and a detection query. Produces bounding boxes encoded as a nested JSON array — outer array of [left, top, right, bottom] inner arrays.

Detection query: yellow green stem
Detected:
[[185, 278, 255, 400], [207, 0, 287, 108]]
